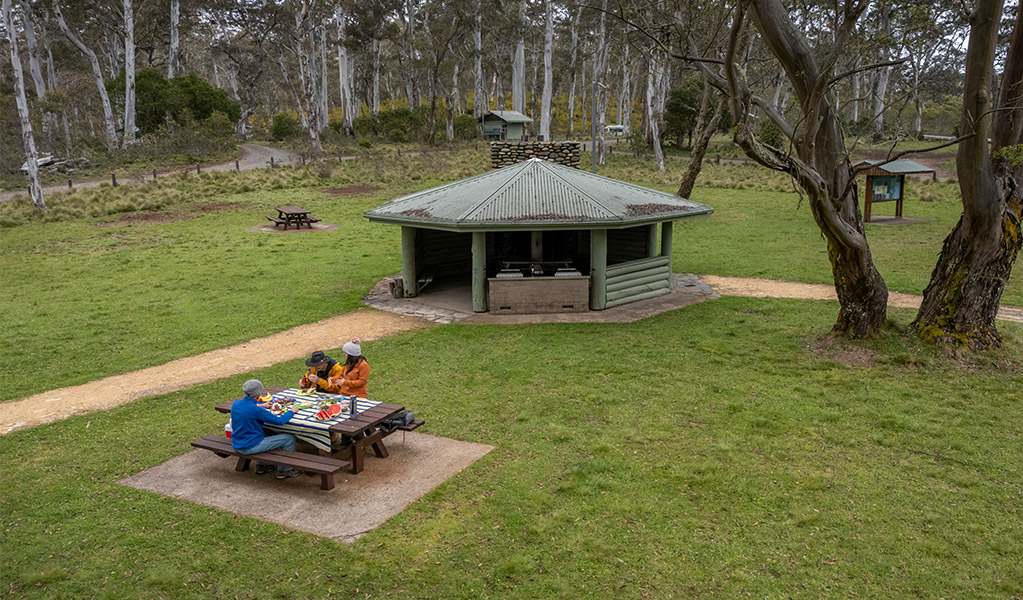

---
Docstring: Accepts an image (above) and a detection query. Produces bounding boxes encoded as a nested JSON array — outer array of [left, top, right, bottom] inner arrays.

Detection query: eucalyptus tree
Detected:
[[911, 0, 1023, 349], [168, 0, 179, 76], [417, 0, 469, 143], [203, 0, 284, 138], [122, 0, 136, 146], [539, 0, 553, 139], [694, 0, 891, 337], [3, 0, 45, 208], [52, 1, 118, 146]]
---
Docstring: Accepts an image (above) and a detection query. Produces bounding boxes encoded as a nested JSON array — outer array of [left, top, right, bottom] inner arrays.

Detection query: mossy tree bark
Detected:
[[913, 0, 1023, 349], [717, 0, 888, 337]]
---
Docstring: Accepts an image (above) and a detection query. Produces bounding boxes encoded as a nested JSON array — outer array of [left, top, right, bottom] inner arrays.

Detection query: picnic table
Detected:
[[267, 206, 320, 230], [214, 387, 407, 474]]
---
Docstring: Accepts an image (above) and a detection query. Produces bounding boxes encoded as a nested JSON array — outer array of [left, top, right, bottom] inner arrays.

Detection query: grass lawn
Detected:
[[2, 300, 1022, 598], [3, 147, 1023, 597]]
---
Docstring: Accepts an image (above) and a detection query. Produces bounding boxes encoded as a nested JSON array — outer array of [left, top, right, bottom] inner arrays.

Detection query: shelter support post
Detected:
[[590, 229, 608, 310], [661, 221, 673, 270], [646, 224, 658, 257], [472, 231, 488, 312], [402, 227, 418, 297], [531, 231, 543, 262]]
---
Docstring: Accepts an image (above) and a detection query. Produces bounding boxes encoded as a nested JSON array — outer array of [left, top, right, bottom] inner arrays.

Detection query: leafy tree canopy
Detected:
[[106, 70, 241, 135]]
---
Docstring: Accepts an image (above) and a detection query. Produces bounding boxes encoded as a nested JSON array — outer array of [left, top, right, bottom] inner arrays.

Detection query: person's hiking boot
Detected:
[[276, 468, 302, 480], [255, 464, 274, 475]]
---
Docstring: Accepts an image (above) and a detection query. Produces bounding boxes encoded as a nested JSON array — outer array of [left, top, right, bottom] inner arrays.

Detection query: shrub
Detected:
[[359, 139, 372, 148], [453, 114, 478, 140], [270, 112, 303, 141], [759, 122, 786, 149]]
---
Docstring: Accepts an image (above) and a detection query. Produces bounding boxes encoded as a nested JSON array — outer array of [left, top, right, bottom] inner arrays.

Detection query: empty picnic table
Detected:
[[212, 387, 408, 474], [267, 206, 320, 229]]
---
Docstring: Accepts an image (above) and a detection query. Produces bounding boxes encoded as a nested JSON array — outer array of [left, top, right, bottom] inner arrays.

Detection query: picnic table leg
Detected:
[[235, 457, 252, 472], [350, 445, 365, 473], [320, 473, 335, 490]]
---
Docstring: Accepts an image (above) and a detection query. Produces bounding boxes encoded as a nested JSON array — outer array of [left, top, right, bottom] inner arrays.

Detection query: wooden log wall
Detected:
[[608, 226, 653, 264], [604, 255, 672, 308], [490, 142, 582, 169], [419, 229, 472, 276]]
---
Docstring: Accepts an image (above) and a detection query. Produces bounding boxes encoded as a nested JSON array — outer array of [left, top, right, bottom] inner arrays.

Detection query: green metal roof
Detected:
[[857, 159, 935, 174], [364, 158, 714, 232], [479, 110, 533, 124]]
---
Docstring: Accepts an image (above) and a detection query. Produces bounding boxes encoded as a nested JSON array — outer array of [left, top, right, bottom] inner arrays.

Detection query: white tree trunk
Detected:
[[18, 1, 46, 99], [511, 0, 526, 114], [647, 52, 665, 170], [567, 6, 581, 135], [473, 7, 485, 118], [336, 7, 354, 135], [539, 0, 553, 140], [39, 15, 73, 152], [594, 0, 609, 164], [447, 62, 458, 140], [372, 38, 382, 115], [617, 44, 630, 127], [851, 66, 860, 122], [54, 4, 118, 147], [319, 24, 329, 131], [122, 0, 136, 146], [294, 3, 322, 150], [168, 0, 180, 77], [872, 7, 893, 139], [3, 0, 45, 208]]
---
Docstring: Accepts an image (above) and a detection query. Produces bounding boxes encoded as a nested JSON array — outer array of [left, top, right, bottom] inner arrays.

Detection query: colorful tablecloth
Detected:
[[263, 388, 381, 452]]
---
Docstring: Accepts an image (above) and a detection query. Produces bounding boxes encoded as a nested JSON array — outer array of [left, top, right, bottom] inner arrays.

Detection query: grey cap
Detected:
[[242, 379, 264, 398], [342, 341, 361, 357]]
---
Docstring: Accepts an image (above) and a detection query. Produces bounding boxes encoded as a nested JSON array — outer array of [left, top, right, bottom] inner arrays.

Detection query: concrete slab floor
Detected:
[[120, 432, 493, 543]]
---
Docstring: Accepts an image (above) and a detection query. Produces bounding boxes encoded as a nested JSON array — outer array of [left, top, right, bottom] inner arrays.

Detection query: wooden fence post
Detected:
[[153, 168, 157, 180], [196, 163, 201, 174], [112, 173, 117, 187], [270, 156, 275, 168], [235, 159, 240, 171], [68, 179, 72, 189]]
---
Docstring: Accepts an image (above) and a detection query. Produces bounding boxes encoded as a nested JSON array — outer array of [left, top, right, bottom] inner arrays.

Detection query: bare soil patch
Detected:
[[807, 336, 879, 367], [322, 185, 381, 197]]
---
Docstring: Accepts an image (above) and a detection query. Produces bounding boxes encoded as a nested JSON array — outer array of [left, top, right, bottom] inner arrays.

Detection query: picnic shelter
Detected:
[[364, 158, 714, 314]]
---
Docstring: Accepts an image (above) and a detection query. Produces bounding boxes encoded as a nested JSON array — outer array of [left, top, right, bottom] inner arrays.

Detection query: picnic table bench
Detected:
[[267, 206, 319, 230], [191, 434, 350, 490], [213, 388, 418, 474]]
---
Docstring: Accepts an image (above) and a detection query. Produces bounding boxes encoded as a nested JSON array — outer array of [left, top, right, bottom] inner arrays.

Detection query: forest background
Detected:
[[0, 0, 974, 186]]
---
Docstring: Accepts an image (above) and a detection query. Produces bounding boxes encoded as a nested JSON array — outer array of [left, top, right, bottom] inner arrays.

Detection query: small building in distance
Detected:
[[479, 110, 533, 141], [854, 159, 936, 222]]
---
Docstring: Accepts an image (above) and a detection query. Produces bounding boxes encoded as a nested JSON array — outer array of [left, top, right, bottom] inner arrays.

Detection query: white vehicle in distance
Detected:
[[603, 125, 624, 136]]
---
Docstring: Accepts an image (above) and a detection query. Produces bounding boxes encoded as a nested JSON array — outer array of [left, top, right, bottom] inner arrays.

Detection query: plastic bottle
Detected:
[[224, 419, 232, 439]]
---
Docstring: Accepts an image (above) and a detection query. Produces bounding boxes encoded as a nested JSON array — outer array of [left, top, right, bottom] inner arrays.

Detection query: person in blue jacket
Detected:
[[230, 379, 302, 479]]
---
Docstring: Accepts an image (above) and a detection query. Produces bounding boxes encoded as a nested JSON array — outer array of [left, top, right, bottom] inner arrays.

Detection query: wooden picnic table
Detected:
[[267, 206, 319, 230], [215, 386, 406, 474]]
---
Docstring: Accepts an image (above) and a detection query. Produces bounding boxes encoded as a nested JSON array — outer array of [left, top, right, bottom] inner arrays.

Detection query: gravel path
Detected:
[[0, 144, 299, 203], [3, 275, 1021, 435]]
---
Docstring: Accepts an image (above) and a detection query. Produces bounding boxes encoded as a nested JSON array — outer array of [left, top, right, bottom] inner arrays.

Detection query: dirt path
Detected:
[[4, 275, 1022, 435], [0, 144, 299, 203], [1, 309, 428, 434]]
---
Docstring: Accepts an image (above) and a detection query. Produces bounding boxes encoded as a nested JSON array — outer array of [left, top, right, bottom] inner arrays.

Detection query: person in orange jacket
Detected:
[[329, 338, 370, 398], [300, 350, 344, 394]]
